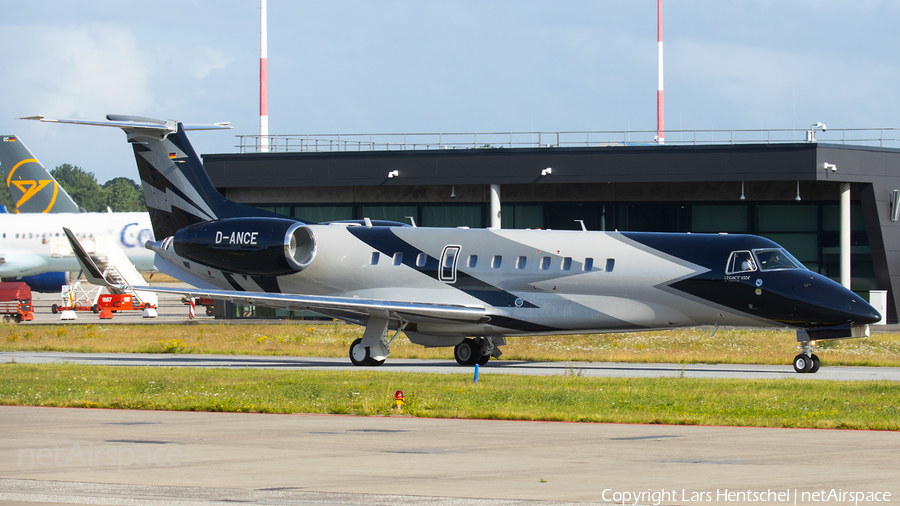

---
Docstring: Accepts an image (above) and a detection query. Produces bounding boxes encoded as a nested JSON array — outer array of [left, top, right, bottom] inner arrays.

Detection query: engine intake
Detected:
[[173, 218, 316, 276]]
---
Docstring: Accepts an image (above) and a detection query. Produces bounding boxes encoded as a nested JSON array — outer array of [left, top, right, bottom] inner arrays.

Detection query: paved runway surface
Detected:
[[1, 406, 898, 506], [5, 350, 900, 381]]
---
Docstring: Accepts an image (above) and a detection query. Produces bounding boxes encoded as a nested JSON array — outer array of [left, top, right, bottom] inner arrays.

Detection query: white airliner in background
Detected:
[[0, 135, 156, 284], [0, 212, 155, 277]]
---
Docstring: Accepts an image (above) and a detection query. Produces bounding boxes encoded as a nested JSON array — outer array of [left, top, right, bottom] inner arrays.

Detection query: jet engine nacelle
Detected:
[[173, 218, 316, 276], [1, 272, 67, 293]]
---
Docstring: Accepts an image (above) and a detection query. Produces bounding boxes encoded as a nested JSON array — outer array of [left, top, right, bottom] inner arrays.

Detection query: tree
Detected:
[[51, 164, 107, 212], [103, 177, 147, 212], [0, 184, 14, 211]]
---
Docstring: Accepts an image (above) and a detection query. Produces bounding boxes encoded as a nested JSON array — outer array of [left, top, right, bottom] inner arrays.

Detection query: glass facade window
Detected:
[[501, 204, 544, 229], [421, 205, 482, 228], [693, 204, 748, 233], [756, 204, 817, 232], [256, 205, 292, 217], [292, 205, 353, 223], [359, 205, 417, 224], [617, 204, 689, 232]]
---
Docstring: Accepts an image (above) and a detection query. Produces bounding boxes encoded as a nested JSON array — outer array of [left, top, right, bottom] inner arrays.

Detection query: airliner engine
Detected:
[[173, 218, 316, 276]]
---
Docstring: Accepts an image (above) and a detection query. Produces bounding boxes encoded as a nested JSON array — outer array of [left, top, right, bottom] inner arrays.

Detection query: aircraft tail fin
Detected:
[[22, 115, 281, 240], [0, 135, 80, 213]]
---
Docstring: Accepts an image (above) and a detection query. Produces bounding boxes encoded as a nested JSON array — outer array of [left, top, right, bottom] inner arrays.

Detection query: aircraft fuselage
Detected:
[[153, 223, 879, 345]]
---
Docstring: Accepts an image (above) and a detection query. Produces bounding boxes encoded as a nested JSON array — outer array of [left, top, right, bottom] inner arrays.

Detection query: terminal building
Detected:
[[201, 128, 900, 323]]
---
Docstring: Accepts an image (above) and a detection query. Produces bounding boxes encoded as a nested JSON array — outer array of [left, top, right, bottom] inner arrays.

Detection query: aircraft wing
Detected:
[[117, 284, 488, 324], [62, 226, 486, 324]]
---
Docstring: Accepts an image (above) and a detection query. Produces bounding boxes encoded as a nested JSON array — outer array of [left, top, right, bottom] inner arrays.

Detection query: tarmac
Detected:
[[1, 406, 898, 506]]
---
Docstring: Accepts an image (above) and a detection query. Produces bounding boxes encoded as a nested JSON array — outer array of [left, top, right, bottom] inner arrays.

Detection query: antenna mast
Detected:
[[260, 0, 269, 152], [657, 0, 664, 145]]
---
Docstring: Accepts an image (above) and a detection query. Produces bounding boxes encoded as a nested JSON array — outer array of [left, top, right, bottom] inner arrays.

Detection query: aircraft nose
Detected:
[[805, 274, 881, 325], [847, 297, 882, 325]]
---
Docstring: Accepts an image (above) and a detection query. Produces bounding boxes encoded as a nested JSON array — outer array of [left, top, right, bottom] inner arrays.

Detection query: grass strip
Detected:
[[3, 324, 900, 367], [2, 363, 898, 430]]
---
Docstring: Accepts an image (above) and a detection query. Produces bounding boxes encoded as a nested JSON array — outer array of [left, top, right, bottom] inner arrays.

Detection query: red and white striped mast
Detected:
[[657, 0, 664, 145], [259, 0, 269, 152]]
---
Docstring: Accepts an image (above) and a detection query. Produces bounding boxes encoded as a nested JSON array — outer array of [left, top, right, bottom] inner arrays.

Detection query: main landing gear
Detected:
[[454, 337, 503, 366], [350, 338, 385, 366], [793, 340, 821, 374], [349, 317, 409, 367]]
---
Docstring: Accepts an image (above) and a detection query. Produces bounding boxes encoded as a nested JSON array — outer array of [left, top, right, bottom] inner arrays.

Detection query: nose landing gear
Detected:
[[793, 340, 821, 373]]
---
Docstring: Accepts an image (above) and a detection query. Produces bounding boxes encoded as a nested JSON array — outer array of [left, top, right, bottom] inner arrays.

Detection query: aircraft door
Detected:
[[439, 245, 461, 283]]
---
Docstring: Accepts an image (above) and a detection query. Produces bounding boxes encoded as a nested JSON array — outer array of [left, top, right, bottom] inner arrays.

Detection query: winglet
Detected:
[[62, 227, 111, 287]]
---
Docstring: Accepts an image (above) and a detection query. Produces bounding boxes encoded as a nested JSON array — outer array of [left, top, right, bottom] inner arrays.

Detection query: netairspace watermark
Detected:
[[601, 488, 892, 506], [18, 443, 182, 472]]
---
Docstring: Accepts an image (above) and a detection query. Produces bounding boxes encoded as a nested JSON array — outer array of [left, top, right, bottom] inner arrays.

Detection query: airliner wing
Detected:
[[117, 284, 489, 324]]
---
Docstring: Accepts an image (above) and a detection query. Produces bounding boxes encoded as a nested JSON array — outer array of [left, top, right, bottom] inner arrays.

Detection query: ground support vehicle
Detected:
[[0, 282, 34, 323]]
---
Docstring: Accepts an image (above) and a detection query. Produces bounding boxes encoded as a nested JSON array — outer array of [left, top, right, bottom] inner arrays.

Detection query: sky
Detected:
[[1, 0, 898, 184]]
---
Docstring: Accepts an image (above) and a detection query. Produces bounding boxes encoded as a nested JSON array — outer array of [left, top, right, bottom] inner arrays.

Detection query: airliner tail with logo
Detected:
[[32, 115, 881, 373], [0, 135, 80, 213]]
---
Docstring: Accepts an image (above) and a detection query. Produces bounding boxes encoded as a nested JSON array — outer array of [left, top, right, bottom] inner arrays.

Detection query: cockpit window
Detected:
[[753, 248, 803, 271], [726, 250, 757, 274]]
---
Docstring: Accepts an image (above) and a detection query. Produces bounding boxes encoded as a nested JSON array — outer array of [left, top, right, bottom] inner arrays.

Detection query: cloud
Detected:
[[0, 23, 234, 119], [1, 24, 154, 118], [669, 38, 900, 127]]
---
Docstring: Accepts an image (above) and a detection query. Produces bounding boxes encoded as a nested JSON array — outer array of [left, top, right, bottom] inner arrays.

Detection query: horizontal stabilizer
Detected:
[[20, 115, 232, 132]]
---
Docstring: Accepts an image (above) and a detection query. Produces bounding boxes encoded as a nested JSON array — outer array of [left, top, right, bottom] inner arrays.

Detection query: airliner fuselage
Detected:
[[0, 212, 154, 277]]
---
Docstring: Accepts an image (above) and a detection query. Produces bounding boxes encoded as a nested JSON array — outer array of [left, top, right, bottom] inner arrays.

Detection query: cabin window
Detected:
[[605, 259, 615, 272], [416, 253, 427, 267], [726, 251, 756, 274], [468, 255, 478, 268], [561, 257, 572, 271], [516, 256, 527, 269], [583, 258, 594, 271], [492, 255, 502, 268], [393, 252, 403, 266], [540, 257, 551, 270], [753, 248, 803, 271], [370, 252, 380, 265]]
